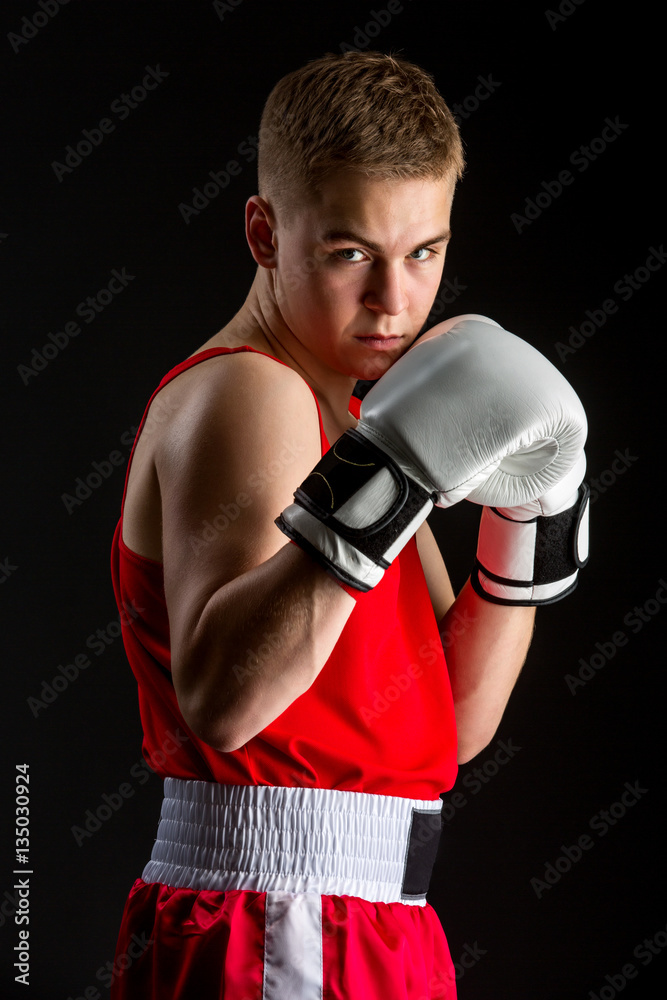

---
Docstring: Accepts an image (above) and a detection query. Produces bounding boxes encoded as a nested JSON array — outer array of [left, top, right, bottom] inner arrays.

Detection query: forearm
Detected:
[[439, 579, 535, 763], [177, 542, 355, 752]]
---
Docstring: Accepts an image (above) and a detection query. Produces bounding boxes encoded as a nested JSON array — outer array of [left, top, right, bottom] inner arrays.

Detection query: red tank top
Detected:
[[110, 346, 458, 799]]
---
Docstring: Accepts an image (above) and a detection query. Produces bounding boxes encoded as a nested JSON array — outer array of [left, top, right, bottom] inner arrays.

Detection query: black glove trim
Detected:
[[473, 559, 533, 589], [290, 429, 433, 568], [470, 566, 580, 606]]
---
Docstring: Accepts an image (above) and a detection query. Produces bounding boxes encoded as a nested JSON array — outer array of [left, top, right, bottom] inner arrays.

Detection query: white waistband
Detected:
[[141, 779, 443, 906]]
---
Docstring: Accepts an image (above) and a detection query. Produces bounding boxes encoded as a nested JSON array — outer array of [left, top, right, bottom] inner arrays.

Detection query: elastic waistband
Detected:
[[142, 779, 443, 906]]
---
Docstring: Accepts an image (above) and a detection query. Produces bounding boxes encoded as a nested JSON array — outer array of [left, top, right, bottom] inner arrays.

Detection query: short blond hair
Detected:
[[258, 50, 465, 223]]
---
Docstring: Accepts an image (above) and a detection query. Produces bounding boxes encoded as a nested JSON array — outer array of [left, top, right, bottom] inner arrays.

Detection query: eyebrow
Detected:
[[319, 228, 452, 253]]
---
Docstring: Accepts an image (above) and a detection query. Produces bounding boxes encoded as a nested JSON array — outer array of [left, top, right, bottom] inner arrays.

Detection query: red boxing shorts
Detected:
[[110, 780, 457, 999]]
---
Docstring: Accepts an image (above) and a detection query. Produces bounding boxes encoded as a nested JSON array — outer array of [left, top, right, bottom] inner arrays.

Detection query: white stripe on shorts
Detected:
[[263, 891, 323, 1000]]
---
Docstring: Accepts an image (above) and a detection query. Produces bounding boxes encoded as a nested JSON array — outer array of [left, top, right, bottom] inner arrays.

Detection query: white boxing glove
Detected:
[[276, 316, 589, 595]]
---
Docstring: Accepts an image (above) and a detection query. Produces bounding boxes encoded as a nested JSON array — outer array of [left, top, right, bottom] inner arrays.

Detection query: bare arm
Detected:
[[438, 581, 535, 764], [415, 520, 535, 764], [159, 353, 355, 752]]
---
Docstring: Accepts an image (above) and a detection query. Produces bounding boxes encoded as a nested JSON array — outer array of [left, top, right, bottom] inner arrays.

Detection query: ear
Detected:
[[245, 196, 278, 268]]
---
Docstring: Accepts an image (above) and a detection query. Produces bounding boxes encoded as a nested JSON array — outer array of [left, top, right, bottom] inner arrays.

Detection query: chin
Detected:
[[352, 345, 408, 382], [349, 357, 396, 383]]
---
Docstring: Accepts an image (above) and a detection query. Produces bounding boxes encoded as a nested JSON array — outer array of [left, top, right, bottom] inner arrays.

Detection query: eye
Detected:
[[335, 248, 366, 263], [409, 247, 438, 261]]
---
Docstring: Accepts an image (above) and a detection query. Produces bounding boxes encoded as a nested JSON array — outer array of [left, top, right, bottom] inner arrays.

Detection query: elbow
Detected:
[[457, 745, 483, 765], [183, 704, 244, 754], [175, 682, 243, 754], [456, 727, 499, 765]]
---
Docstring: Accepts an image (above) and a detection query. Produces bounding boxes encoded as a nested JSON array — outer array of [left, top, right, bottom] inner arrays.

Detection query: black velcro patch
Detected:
[[534, 484, 590, 584], [401, 807, 443, 901], [297, 431, 385, 515], [294, 428, 433, 566]]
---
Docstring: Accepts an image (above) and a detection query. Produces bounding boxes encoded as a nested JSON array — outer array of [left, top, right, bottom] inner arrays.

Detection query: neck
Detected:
[[230, 269, 359, 420]]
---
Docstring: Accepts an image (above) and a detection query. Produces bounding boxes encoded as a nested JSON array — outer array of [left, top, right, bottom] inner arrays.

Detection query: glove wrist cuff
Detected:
[[471, 483, 590, 606], [276, 428, 434, 592], [284, 539, 368, 599]]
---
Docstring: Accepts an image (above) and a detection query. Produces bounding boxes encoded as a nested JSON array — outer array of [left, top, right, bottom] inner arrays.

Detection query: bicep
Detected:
[[157, 355, 322, 665], [414, 520, 455, 621]]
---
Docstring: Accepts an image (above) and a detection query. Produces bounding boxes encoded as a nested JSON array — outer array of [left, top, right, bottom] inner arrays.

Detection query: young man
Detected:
[[110, 51, 588, 998]]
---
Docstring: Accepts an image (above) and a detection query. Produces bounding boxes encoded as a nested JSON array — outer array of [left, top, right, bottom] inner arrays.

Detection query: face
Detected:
[[271, 170, 455, 382]]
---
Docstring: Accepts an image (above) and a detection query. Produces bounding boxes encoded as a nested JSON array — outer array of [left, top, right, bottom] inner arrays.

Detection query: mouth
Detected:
[[353, 334, 404, 351]]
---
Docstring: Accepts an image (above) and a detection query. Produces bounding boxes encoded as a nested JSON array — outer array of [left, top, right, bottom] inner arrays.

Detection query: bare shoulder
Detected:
[[121, 348, 321, 565], [154, 348, 321, 473]]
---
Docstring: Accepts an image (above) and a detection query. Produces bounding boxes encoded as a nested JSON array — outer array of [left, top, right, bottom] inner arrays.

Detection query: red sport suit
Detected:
[[109, 346, 459, 999]]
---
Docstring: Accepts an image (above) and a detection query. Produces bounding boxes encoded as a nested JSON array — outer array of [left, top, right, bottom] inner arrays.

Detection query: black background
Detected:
[[1, 1, 664, 997]]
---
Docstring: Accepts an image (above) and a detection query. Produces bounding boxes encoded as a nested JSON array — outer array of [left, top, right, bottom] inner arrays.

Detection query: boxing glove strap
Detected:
[[276, 428, 435, 591], [471, 484, 590, 606]]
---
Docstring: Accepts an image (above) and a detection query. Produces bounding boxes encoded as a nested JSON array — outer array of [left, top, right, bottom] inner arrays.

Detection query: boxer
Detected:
[[109, 51, 588, 999]]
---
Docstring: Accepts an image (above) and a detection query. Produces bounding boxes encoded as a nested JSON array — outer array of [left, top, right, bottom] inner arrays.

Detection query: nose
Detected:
[[363, 263, 409, 316]]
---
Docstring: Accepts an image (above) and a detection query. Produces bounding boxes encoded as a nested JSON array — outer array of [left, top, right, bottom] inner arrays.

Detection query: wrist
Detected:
[[285, 539, 367, 600]]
